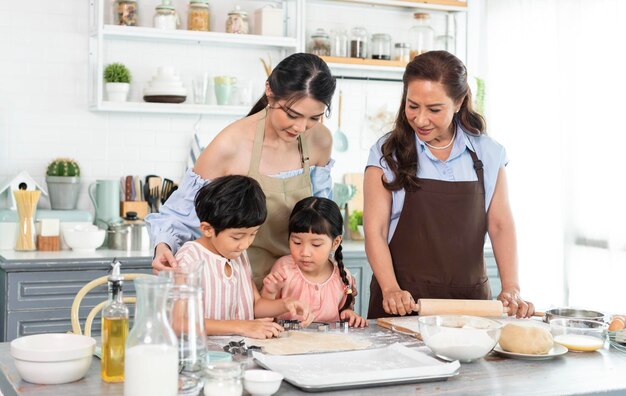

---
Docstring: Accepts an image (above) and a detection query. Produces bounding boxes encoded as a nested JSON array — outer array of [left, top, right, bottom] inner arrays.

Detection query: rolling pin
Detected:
[[414, 299, 543, 317]]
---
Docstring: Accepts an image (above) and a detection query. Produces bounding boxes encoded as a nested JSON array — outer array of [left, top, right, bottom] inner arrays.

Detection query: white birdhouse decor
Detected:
[[0, 171, 48, 210]]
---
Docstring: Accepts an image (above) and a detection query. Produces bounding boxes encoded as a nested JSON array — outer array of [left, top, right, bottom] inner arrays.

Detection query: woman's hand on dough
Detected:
[[382, 289, 416, 316], [498, 289, 535, 318], [152, 243, 177, 274]]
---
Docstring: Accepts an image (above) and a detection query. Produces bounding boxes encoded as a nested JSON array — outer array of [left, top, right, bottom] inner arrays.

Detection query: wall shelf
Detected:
[[320, 56, 405, 80], [314, 0, 467, 11], [92, 101, 250, 116]]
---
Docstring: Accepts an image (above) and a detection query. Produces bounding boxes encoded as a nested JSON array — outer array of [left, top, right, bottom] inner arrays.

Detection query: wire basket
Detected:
[[609, 330, 626, 354]]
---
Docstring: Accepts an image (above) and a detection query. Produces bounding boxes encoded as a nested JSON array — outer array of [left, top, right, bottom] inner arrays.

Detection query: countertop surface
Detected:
[[1, 321, 626, 395]]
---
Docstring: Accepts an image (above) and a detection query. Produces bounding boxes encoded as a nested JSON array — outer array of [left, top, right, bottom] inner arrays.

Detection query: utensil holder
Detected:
[[120, 201, 149, 220]]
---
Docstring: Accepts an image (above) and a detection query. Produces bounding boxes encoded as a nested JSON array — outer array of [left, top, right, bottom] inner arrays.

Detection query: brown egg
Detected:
[[609, 317, 626, 331]]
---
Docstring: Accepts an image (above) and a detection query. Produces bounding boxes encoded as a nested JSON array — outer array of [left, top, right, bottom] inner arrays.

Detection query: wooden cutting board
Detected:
[[376, 317, 422, 340]]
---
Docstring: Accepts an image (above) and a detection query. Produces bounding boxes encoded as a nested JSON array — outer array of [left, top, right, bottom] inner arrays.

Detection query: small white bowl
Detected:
[[11, 333, 96, 384], [63, 226, 105, 252], [244, 369, 283, 396]]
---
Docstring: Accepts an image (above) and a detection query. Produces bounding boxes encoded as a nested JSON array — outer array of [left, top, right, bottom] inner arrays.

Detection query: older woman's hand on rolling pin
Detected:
[[382, 288, 417, 316], [152, 243, 178, 274], [498, 288, 535, 318]]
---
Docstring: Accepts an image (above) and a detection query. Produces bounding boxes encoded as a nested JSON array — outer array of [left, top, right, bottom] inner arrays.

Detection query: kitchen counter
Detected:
[[1, 322, 626, 395]]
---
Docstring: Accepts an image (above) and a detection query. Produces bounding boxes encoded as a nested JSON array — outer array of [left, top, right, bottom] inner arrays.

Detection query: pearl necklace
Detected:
[[424, 130, 456, 150]]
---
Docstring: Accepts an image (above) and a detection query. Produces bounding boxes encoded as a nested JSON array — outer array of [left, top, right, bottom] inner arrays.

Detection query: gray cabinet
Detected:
[[343, 249, 373, 319]]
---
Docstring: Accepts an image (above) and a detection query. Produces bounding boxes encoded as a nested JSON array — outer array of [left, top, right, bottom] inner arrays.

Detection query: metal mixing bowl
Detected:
[[543, 308, 607, 323]]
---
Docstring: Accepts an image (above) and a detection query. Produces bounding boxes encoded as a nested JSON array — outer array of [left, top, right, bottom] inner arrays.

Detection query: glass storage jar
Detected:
[[350, 26, 368, 59], [203, 361, 243, 396], [114, 0, 138, 26], [308, 28, 331, 56], [153, 0, 179, 30], [409, 12, 435, 59], [394, 42, 411, 63], [188, 0, 210, 31], [370, 33, 392, 60], [330, 29, 349, 57], [226, 5, 249, 34]]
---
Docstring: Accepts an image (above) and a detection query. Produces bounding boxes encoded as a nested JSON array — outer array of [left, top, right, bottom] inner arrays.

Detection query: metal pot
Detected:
[[107, 212, 150, 252], [541, 308, 607, 323]]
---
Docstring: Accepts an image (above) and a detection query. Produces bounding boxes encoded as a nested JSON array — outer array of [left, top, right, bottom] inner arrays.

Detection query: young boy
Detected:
[[174, 175, 314, 339]]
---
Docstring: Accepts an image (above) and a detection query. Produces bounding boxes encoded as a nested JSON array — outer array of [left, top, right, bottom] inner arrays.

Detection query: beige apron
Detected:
[[247, 110, 313, 288]]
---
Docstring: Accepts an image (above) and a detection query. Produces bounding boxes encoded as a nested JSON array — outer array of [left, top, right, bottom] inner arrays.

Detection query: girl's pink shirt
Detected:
[[269, 255, 357, 322]]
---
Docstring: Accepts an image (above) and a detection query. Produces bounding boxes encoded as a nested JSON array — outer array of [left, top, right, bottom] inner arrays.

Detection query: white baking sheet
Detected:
[[253, 343, 460, 391]]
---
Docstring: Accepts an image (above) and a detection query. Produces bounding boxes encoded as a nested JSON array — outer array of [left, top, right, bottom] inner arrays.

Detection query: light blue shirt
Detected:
[[146, 160, 334, 254], [367, 124, 508, 242]]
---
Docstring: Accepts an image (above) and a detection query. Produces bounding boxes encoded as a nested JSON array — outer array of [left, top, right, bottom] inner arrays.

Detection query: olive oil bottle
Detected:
[[101, 259, 129, 383]]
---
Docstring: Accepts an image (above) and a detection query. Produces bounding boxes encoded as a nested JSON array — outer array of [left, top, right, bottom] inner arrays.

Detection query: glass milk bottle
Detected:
[[124, 276, 178, 396], [409, 12, 435, 59]]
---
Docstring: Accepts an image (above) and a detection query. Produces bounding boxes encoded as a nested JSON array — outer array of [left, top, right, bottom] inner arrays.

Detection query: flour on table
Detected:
[[246, 331, 372, 355]]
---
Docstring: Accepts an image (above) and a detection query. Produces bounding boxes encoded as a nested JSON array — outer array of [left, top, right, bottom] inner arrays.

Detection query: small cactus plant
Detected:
[[46, 158, 80, 177]]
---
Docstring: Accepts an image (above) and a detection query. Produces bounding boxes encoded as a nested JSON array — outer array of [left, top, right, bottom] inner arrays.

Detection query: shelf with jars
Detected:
[[308, 0, 467, 12], [94, 101, 250, 116]]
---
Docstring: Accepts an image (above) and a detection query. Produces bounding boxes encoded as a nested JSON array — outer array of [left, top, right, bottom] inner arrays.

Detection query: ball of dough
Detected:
[[499, 324, 553, 355]]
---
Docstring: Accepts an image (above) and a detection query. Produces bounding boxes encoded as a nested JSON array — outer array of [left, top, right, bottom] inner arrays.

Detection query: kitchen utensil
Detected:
[[161, 178, 175, 204], [125, 176, 132, 201], [88, 180, 121, 227], [107, 212, 150, 251], [333, 90, 348, 152], [376, 317, 422, 339], [492, 343, 568, 360], [134, 175, 141, 201], [540, 308, 607, 323]]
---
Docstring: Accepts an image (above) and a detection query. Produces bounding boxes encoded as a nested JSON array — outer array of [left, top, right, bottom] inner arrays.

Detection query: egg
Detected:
[[609, 317, 626, 331]]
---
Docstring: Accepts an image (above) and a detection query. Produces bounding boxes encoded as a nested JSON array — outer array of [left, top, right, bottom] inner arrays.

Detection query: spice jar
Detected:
[[188, 0, 210, 31], [370, 33, 392, 60], [115, 0, 137, 26], [409, 12, 435, 59], [350, 26, 368, 59], [153, 0, 179, 30], [226, 5, 249, 34], [308, 28, 331, 57], [394, 42, 411, 63], [330, 29, 349, 57]]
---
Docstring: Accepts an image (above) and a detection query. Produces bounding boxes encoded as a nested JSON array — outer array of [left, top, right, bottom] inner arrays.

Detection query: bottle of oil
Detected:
[[101, 258, 129, 383]]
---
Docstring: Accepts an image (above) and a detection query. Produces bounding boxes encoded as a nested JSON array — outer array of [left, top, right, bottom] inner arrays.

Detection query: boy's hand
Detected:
[[283, 298, 314, 327], [262, 270, 287, 296], [340, 309, 368, 328], [239, 318, 284, 339]]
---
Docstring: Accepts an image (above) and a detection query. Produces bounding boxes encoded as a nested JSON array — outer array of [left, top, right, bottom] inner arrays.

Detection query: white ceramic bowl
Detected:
[[62, 225, 105, 252], [418, 315, 502, 363], [11, 333, 96, 384], [244, 369, 283, 396]]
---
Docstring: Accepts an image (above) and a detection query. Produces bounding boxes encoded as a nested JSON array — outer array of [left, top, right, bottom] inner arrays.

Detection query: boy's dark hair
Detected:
[[194, 175, 267, 235]]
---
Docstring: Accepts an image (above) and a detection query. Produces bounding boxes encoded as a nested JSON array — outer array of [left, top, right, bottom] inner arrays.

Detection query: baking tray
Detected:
[[252, 343, 460, 392]]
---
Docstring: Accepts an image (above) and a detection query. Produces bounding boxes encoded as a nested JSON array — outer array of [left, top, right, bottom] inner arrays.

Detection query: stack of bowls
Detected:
[[144, 67, 187, 103]]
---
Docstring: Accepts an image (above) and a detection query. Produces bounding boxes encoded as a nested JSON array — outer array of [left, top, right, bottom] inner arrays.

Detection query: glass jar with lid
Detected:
[[394, 42, 411, 63], [370, 33, 392, 60], [226, 5, 249, 34], [330, 29, 349, 57], [409, 13, 435, 59], [308, 28, 331, 57], [350, 26, 368, 59], [203, 361, 244, 396], [153, 0, 179, 30], [114, 0, 138, 26], [188, 0, 210, 31]]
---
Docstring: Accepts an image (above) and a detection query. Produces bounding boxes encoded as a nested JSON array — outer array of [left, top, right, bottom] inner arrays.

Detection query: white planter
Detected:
[[105, 82, 130, 102]]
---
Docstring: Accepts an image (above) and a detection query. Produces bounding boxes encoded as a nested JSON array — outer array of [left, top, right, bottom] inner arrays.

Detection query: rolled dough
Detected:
[[246, 331, 372, 355], [499, 323, 554, 355]]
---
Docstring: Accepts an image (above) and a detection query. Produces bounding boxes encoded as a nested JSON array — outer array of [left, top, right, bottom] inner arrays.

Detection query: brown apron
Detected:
[[368, 148, 491, 319], [247, 110, 313, 288]]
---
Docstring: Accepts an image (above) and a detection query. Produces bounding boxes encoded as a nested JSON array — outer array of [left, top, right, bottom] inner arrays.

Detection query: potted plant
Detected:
[[349, 210, 364, 238], [104, 63, 132, 102], [46, 158, 81, 210]]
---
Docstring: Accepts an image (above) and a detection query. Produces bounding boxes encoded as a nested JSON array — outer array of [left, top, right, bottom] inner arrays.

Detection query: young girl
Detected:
[[175, 175, 314, 339], [261, 197, 367, 327]]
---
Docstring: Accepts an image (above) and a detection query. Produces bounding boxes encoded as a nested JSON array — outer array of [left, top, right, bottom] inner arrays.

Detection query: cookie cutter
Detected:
[[277, 319, 301, 331]]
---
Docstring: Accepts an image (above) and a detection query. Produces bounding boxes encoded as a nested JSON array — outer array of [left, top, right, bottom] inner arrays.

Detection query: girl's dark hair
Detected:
[[248, 53, 337, 117], [195, 175, 267, 235], [382, 51, 486, 191], [288, 197, 353, 313]]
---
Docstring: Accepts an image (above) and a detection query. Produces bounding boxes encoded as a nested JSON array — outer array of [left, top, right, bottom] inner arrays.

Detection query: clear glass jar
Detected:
[[409, 13, 435, 59], [188, 0, 210, 31], [370, 33, 392, 60], [308, 28, 331, 57], [153, 0, 179, 30], [350, 26, 368, 59], [226, 5, 249, 34], [203, 362, 244, 396], [330, 29, 349, 57], [394, 42, 411, 63], [124, 277, 178, 396], [114, 0, 138, 26]]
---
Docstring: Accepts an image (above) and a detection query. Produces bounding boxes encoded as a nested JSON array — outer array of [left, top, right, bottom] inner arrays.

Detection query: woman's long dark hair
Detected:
[[248, 53, 336, 117], [288, 197, 353, 313], [382, 51, 486, 191]]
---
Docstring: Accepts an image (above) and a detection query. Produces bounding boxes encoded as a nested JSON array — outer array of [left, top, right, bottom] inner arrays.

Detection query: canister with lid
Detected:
[[114, 0, 138, 26], [308, 28, 331, 57], [350, 26, 368, 59], [188, 0, 210, 31], [409, 12, 435, 59], [394, 42, 411, 63], [153, 0, 179, 30], [370, 33, 392, 60], [226, 5, 249, 34]]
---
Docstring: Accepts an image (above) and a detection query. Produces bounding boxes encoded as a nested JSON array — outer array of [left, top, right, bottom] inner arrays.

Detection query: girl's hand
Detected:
[[498, 289, 535, 318], [282, 298, 314, 327], [382, 288, 416, 316], [152, 243, 177, 273], [262, 270, 287, 296], [239, 318, 284, 339], [340, 310, 368, 328]]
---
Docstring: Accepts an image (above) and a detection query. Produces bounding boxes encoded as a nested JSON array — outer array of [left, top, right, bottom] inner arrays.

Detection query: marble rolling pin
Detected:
[[414, 299, 541, 316]]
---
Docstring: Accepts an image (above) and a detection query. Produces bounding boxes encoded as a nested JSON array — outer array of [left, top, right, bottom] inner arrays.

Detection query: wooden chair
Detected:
[[70, 273, 150, 337]]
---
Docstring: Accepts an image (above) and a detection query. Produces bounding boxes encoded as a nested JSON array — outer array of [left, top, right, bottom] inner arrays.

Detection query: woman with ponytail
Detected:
[[261, 197, 367, 327], [148, 54, 337, 287], [364, 51, 534, 319]]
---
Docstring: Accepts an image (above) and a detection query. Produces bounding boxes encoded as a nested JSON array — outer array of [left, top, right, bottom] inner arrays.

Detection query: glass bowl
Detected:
[[418, 315, 502, 363], [550, 318, 607, 352]]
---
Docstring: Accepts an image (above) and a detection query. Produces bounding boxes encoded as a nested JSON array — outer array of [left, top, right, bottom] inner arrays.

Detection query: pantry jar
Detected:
[[409, 12, 435, 59], [114, 0, 137, 26], [349, 26, 368, 59], [330, 29, 349, 57], [203, 362, 244, 396], [394, 42, 411, 63], [308, 28, 331, 57], [188, 0, 210, 31], [370, 33, 392, 60], [226, 5, 249, 34], [153, 0, 179, 30]]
